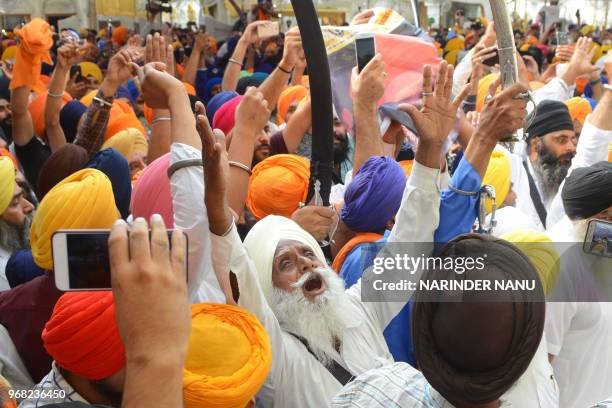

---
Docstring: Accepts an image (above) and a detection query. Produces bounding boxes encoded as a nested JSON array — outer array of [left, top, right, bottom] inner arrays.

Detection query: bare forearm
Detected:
[[227, 130, 255, 216], [168, 92, 201, 149], [415, 142, 443, 170], [463, 131, 496, 178], [258, 66, 291, 108], [183, 46, 203, 86], [282, 101, 312, 152], [291, 66, 305, 87], [122, 356, 184, 408], [222, 40, 248, 92], [353, 102, 383, 173], [589, 90, 612, 130], [147, 109, 172, 164], [590, 82, 603, 103], [45, 67, 70, 151], [10, 86, 34, 146]]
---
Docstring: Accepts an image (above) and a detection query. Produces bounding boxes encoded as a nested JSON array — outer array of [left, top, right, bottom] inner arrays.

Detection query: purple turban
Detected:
[[341, 156, 407, 233], [206, 91, 239, 124], [59, 100, 87, 143]]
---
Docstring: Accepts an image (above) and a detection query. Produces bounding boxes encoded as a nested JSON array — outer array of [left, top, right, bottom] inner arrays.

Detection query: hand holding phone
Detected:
[[583, 219, 612, 258], [355, 32, 376, 73], [482, 48, 500, 67], [556, 31, 569, 46]]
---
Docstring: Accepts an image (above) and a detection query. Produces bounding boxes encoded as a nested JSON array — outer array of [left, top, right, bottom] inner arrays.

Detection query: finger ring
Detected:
[[484, 94, 493, 102], [422, 92, 434, 97]]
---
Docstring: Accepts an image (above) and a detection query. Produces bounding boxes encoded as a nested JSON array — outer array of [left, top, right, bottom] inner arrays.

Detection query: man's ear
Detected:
[[528, 136, 541, 161]]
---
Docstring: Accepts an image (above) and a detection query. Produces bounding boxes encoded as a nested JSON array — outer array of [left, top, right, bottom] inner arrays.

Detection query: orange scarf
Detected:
[[10, 19, 53, 94], [332, 232, 384, 273]]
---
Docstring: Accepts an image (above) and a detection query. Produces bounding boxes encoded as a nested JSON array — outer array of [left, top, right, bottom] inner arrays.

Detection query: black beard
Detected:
[[532, 142, 573, 200], [0, 121, 12, 145], [333, 133, 349, 164], [0, 214, 32, 253]]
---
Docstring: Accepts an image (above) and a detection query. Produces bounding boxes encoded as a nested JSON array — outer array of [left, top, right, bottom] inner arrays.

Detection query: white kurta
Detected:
[[210, 161, 442, 407]]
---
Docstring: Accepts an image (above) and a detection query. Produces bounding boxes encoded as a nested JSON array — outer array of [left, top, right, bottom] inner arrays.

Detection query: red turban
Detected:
[[42, 291, 125, 380], [131, 153, 173, 227], [212, 96, 243, 136], [111, 26, 129, 46]]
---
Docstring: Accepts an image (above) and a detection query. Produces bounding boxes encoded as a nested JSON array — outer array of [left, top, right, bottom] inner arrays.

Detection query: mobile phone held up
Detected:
[[583, 220, 612, 258], [52, 229, 188, 291], [257, 21, 280, 39], [556, 31, 569, 46], [355, 33, 376, 73], [482, 48, 499, 67]]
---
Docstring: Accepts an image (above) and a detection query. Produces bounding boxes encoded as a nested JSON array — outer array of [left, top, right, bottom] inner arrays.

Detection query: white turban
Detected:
[[243, 215, 326, 304]]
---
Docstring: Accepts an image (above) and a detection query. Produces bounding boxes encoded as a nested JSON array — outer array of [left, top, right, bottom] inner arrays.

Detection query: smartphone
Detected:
[[70, 65, 84, 83], [556, 31, 569, 46], [355, 33, 376, 73], [583, 220, 612, 258], [482, 48, 499, 66], [52, 229, 188, 291], [257, 21, 280, 39]]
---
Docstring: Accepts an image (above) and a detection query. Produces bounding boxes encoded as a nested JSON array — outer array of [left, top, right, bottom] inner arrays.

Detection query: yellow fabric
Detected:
[[30, 169, 119, 270], [96, 1, 136, 17], [529, 81, 545, 91], [78, 62, 103, 83], [398, 160, 414, 178], [0, 157, 15, 215], [276, 85, 309, 125], [500, 229, 560, 295], [580, 24, 594, 36], [444, 37, 464, 53], [80, 90, 97, 106], [608, 144, 612, 162], [102, 128, 148, 163], [247, 154, 310, 220], [564, 97, 592, 125], [1, 45, 16, 62], [184, 303, 272, 408], [590, 43, 603, 64], [482, 151, 511, 214], [477, 73, 500, 112], [444, 49, 460, 66]]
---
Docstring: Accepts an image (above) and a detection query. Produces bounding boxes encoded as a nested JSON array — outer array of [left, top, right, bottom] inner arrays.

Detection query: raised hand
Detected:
[[280, 28, 303, 72], [567, 37, 598, 78], [240, 21, 269, 46], [234, 87, 271, 137], [400, 61, 469, 147], [137, 62, 184, 109], [351, 54, 386, 108], [56, 43, 80, 71], [477, 82, 528, 142], [105, 48, 140, 88], [145, 32, 175, 77]]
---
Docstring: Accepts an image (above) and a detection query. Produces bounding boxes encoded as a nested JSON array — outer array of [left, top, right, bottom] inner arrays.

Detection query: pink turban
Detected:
[[130, 153, 173, 227], [212, 96, 243, 136]]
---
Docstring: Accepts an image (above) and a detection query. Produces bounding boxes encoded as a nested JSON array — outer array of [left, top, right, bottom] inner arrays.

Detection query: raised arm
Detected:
[[281, 97, 311, 153], [351, 54, 386, 174], [10, 85, 34, 148], [183, 33, 207, 86], [45, 43, 81, 152], [222, 22, 267, 92]]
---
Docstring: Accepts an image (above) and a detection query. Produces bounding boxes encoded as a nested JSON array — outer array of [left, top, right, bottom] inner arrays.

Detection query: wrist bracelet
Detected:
[[228, 160, 252, 175], [448, 183, 480, 196], [47, 90, 64, 98], [92, 96, 113, 108], [604, 84, 612, 92], [228, 58, 243, 66], [152, 117, 172, 125], [220, 216, 236, 237], [278, 64, 294, 75], [167, 158, 203, 178]]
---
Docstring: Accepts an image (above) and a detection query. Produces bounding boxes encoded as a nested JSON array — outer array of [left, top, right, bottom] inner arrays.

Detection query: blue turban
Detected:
[[256, 63, 275, 75], [126, 79, 140, 103], [236, 73, 268, 95], [203, 77, 223, 103], [116, 85, 136, 106], [5, 249, 45, 288], [0, 73, 9, 101], [86, 148, 131, 219], [59, 100, 87, 143], [341, 156, 407, 232], [206, 91, 238, 123]]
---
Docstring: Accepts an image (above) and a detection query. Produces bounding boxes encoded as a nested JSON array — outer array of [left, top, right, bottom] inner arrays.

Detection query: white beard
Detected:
[[570, 219, 589, 242], [271, 267, 352, 367]]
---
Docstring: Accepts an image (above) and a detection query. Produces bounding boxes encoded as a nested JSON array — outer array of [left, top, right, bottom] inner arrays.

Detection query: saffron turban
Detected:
[[476, 73, 499, 112], [78, 61, 103, 83], [184, 304, 272, 408], [9, 19, 53, 94], [131, 153, 173, 227], [501, 229, 560, 296], [1, 45, 17, 62], [564, 97, 592, 126], [482, 150, 511, 214], [105, 110, 146, 141], [247, 154, 310, 220], [276, 85, 308, 125], [609, 144, 612, 162], [86, 149, 132, 220], [207, 91, 239, 123], [0, 156, 15, 215], [80, 90, 97, 106], [111, 26, 129, 46], [244, 215, 326, 304], [398, 160, 414, 178], [562, 161, 612, 220], [36, 144, 89, 200], [28, 91, 72, 138], [30, 169, 119, 269], [102, 128, 148, 164], [526, 100, 573, 139], [444, 37, 465, 53], [43, 291, 125, 380], [342, 156, 406, 233], [212, 96, 243, 136], [59, 100, 87, 143]]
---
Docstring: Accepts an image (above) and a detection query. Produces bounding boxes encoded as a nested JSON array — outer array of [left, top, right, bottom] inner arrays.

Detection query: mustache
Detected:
[[290, 267, 328, 290]]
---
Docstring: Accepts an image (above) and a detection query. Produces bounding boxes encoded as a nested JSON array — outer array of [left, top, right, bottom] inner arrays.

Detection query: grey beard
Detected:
[[532, 153, 571, 201], [0, 214, 32, 253]]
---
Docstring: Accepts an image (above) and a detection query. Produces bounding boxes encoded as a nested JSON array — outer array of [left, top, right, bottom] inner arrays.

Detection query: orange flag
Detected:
[[10, 18, 53, 94]]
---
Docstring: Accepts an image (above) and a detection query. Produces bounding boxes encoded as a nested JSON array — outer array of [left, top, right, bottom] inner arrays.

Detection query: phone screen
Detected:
[[355, 36, 376, 73], [258, 22, 280, 39], [482, 49, 499, 67], [556, 31, 569, 46], [583, 220, 612, 258]]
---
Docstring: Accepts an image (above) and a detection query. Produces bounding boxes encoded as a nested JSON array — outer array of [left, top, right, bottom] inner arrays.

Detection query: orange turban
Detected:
[[176, 64, 185, 79], [28, 91, 72, 138], [575, 78, 589, 95], [183, 81, 196, 96], [477, 73, 500, 112], [106, 110, 146, 141], [43, 291, 125, 380], [30, 169, 119, 269], [564, 97, 592, 125], [80, 90, 98, 106], [247, 154, 310, 220], [184, 303, 272, 408], [398, 160, 414, 178], [143, 103, 153, 125], [9, 19, 53, 94], [609, 144, 612, 162], [276, 85, 308, 125], [111, 26, 129, 46]]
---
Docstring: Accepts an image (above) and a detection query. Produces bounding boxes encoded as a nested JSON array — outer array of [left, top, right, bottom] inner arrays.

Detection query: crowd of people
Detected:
[[0, 4, 611, 408]]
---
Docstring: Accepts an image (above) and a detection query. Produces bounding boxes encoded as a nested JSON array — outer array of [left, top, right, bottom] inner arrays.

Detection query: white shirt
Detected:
[[0, 246, 11, 291], [170, 143, 225, 303], [532, 78, 573, 106], [210, 161, 442, 408], [18, 362, 86, 408]]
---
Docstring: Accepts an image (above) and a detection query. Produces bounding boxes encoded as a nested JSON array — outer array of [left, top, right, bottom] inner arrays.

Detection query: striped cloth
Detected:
[[18, 362, 87, 408]]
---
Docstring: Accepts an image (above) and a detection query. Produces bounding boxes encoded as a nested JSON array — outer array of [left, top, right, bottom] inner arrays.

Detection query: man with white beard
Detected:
[[204, 59, 466, 407], [0, 157, 35, 290], [545, 162, 612, 408]]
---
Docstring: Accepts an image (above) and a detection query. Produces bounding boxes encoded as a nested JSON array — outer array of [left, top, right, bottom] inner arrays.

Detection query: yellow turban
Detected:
[[398, 160, 414, 178], [477, 73, 499, 112], [78, 61, 103, 83], [30, 169, 119, 269], [444, 37, 465, 53], [102, 128, 148, 164], [0, 156, 15, 215], [500, 229, 560, 295], [80, 89, 97, 106], [564, 97, 592, 126], [482, 150, 511, 214], [444, 49, 460, 66], [1, 45, 17, 62], [184, 303, 272, 408], [580, 24, 594, 36], [247, 154, 310, 220], [609, 144, 612, 162]]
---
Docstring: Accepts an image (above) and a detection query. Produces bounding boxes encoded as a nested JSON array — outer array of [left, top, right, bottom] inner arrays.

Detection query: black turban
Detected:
[[526, 100, 574, 139], [412, 234, 545, 405], [562, 161, 612, 220]]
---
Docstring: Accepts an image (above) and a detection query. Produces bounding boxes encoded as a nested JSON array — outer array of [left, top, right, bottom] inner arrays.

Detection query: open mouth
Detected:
[[303, 273, 326, 297]]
